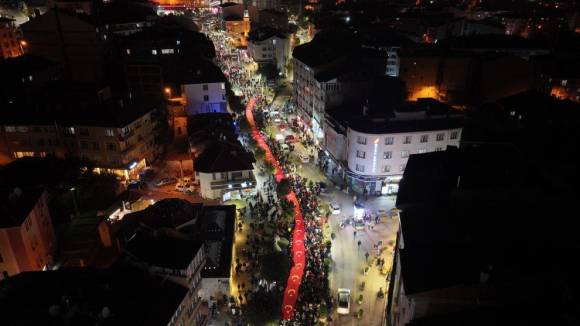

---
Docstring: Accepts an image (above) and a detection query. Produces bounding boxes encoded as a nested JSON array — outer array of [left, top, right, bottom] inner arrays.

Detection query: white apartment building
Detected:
[[248, 29, 290, 75], [182, 81, 228, 115], [194, 141, 256, 200], [322, 98, 463, 195]]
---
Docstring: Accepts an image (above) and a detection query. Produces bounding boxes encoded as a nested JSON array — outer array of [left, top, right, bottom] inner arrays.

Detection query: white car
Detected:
[[299, 153, 310, 163], [337, 288, 351, 315], [330, 202, 341, 215], [281, 144, 290, 152]]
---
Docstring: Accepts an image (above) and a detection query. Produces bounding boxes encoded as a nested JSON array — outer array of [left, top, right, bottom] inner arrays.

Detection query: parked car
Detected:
[[155, 177, 177, 187], [299, 153, 310, 163], [337, 288, 351, 315], [330, 202, 341, 214], [127, 180, 146, 190]]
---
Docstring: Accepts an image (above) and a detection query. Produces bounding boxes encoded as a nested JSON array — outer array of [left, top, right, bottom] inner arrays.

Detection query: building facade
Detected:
[[323, 100, 463, 195], [0, 17, 23, 59], [0, 189, 56, 279], [0, 101, 160, 179], [182, 82, 227, 115], [248, 29, 290, 75], [197, 169, 256, 200]]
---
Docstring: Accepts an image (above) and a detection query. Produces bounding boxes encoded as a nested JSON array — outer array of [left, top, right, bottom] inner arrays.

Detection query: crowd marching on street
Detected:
[[200, 12, 333, 325]]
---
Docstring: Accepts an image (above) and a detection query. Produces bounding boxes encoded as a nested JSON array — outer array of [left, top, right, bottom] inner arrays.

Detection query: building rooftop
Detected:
[[292, 30, 357, 67], [0, 187, 43, 228], [117, 201, 236, 278], [396, 146, 579, 297], [438, 34, 549, 51], [179, 59, 226, 84], [327, 97, 463, 134], [125, 232, 204, 270], [0, 262, 187, 326], [0, 54, 59, 79], [0, 87, 161, 128], [194, 140, 255, 173], [248, 26, 287, 42]]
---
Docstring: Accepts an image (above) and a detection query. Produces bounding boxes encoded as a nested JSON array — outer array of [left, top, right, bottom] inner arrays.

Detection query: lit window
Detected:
[[221, 83, 225, 90], [126, 49, 131, 55], [176, 40, 181, 45], [65, 127, 75, 135], [152, 49, 158, 55], [105, 129, 115, 137], [383, 151, 392, 159], [401, 150, 409, 158], [161, 48, 174, 54], [4, 126, 16, 132], [418, 148, 427, 154]]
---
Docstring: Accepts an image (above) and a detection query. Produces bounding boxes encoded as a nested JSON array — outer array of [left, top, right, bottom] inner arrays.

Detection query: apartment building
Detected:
[[0, 17, 23, 59], [248, 27, 290, 75], [182, 71, 228, 115], [0, 188, 56, 279], [0, 96, 162, 179], [292, 40, 350, 138], [0, 262, 197, 326], [322, 98, 463, 195], [194, 140, 256, 200], [124, 233, 208, 326]]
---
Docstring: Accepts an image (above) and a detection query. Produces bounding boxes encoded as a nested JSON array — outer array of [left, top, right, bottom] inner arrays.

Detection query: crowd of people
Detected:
[[202, 13, 333, 325]]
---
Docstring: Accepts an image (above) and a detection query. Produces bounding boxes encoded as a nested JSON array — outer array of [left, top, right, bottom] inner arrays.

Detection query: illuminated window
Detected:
[[126, 49, 131, 55], [418, 148, 427, 154], [64, 127, 75, 135], [151, 49, 158, 55], [105, 129, 115, 137], [161, 48, 174, 54], [4, 126, 16, 132]]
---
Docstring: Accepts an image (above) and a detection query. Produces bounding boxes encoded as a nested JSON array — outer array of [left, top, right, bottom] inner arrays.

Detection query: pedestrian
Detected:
[[358, 240, 362, 248], [353, 230, 357, 238], [365, 252, 369, 261]]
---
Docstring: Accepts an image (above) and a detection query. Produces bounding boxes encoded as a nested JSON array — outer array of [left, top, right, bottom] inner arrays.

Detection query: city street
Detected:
[[199, 10, 399, 325]]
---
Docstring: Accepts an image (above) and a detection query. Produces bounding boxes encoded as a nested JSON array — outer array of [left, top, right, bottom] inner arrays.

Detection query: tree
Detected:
[[260, 251, 291, 283], [276, 178, 291, 197], [257, 63, 279, 80]]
